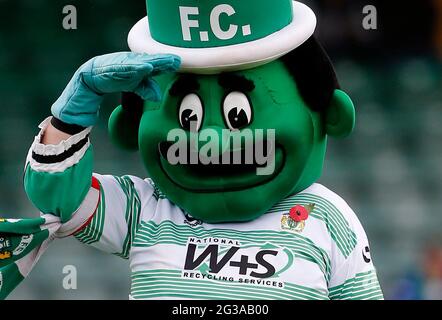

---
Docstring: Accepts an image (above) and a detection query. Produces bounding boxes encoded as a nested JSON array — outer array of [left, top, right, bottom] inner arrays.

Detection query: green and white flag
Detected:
[[0, 215, 61, 299]]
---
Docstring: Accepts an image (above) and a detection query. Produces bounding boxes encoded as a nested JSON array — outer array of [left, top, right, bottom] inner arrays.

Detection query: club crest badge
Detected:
[[281, 204, 315, 233], [0, 236, 12, 260]]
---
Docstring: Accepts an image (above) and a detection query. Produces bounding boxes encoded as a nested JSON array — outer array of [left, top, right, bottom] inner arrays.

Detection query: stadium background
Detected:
[[0, 0, 441, 299]]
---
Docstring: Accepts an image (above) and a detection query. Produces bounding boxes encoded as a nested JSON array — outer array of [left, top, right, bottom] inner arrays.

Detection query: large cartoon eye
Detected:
[[223, 92, 252, 131], [179, 93, 203, 131]]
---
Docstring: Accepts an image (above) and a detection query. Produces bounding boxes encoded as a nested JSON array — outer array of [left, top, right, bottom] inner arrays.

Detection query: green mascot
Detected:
[[0, 0, 383, 300]]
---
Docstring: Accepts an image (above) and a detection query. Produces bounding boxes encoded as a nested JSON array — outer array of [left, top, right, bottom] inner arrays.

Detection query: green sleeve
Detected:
[[24, 146, 94, 223]]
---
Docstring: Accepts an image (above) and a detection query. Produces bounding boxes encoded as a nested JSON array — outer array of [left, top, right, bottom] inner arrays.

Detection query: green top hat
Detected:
[[128, 0, 316, 74]]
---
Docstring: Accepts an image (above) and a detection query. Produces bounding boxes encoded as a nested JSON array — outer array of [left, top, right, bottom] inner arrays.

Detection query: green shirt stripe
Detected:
[[74, 183, 106, 245], [114, 176, 141, 259], [337, 285, 383, 300], [148, 179, 167, 200], [295, 194, 357, 257], [328, 270, 383, 300], [131, 273, 327, 300], [131, 270, 329, 300]]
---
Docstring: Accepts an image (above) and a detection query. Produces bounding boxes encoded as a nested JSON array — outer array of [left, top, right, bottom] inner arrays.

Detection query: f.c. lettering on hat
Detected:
[[128, 0, 316, 74]]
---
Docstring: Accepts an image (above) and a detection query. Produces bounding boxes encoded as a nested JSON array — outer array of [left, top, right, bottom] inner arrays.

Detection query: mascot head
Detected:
[[108, 0, 356, 223]]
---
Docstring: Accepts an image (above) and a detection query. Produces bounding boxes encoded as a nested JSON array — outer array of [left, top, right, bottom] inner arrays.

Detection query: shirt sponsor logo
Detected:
[[183, 214, 203, 227], [182, 237, 294, 288], [363, 246, 372, 263]]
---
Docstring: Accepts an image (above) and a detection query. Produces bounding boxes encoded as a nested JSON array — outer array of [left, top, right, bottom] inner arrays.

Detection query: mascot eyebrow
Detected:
[[169, 75, 200, 96], [218, 74, 256, 92], [168, 74, 255, 97]]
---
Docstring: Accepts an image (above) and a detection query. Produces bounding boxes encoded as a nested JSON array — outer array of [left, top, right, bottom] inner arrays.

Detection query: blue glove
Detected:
[[51, 52, 181, 127]]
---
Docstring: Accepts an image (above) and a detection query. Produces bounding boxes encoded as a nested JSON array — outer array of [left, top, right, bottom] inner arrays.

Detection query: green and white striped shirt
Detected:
[[74, 174, 383, 300]]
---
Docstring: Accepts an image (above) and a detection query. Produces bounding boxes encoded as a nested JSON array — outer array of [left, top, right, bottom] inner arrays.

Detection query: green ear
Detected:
[[325, 89, 356, 138], [108, 105, 141, 151]]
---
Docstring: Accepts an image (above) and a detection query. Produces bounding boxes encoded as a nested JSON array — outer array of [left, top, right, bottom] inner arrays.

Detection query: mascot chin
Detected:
[[0, 0, 383, 300]]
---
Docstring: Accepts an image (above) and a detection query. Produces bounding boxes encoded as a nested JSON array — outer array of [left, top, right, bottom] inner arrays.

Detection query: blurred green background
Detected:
[[0, 0, 441, 299]]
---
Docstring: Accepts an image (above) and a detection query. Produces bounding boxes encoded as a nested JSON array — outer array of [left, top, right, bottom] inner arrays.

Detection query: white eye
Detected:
[[179, 93, 203, 131], [223, 92, 252, 131]]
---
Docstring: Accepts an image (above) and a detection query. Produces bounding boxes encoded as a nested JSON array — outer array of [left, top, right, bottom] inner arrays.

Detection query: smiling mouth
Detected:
[[158, 142, 286, 192]]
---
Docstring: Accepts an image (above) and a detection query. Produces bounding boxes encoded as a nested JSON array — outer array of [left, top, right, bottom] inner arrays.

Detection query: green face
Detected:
[[135, 60, 329, 223]]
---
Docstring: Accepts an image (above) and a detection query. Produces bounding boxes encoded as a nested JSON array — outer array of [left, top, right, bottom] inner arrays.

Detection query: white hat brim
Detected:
[[128, 1, 316, 74]]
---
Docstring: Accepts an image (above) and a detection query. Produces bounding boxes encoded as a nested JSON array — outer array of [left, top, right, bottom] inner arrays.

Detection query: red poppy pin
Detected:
[[281, 204, 315, 233]]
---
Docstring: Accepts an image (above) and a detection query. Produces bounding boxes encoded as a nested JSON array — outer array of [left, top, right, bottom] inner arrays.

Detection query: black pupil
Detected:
[[181, 109, 198, 130], [228, 107, 249, 129]]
